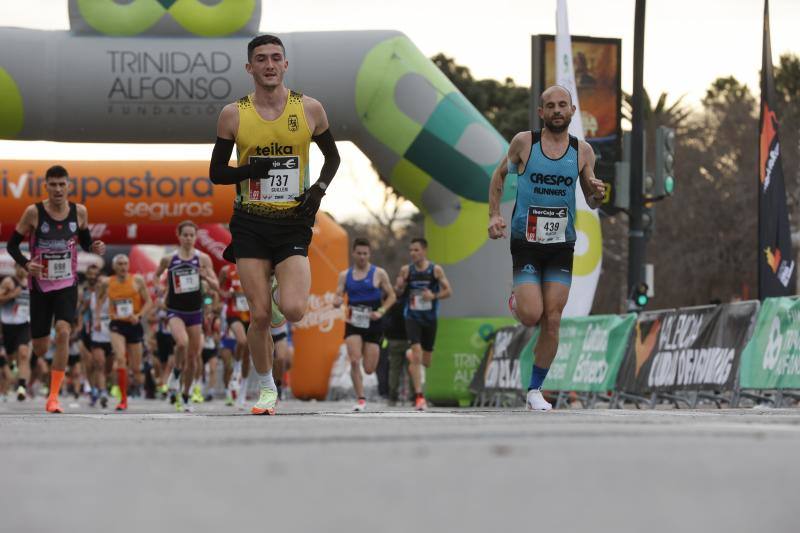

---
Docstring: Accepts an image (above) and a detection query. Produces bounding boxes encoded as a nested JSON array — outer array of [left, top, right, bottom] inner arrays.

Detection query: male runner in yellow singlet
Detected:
[[209, 34, 340, 415]]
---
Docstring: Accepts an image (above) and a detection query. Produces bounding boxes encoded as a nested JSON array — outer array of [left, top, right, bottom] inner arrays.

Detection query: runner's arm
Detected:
[[199, 254, 220, 293], [333, 271, 346, 307], [7, 205, 37, 268], [154, 256, 170, 279], [209, 103, 256, 185], [433, 265, 453, 300], [578, 141, 605, 210], [488, 132, 526, 239], [294, 97, 340, 217], [377, 268, 396, 314], [75, 204, 105, 255], [0, 278, 19, 304], [395, 265, 409, 294], [135, 275, 154, 323], [94, 279, 108, 323]]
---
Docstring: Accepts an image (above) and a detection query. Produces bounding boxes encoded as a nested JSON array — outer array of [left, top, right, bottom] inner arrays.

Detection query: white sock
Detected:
[[256, 369, 276, 391], [233, 360, 242, 376]]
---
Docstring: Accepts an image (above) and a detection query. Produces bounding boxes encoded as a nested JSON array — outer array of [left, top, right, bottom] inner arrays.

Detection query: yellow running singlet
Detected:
[[233, 91, 312, 220]]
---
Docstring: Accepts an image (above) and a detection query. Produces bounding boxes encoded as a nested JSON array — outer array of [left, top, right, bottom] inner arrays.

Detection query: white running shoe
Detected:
[[353, 399, 366, 412], [526, 389, 552, 411]]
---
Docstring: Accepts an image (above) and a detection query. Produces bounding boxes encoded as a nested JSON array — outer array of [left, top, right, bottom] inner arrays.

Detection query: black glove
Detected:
[[294, 183, 326, 219]]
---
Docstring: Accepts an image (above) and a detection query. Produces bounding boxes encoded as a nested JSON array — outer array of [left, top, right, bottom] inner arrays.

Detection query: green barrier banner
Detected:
[[740, 297, 800, 389], [519, 314, 636, 393], [425, 317, 516, 406]]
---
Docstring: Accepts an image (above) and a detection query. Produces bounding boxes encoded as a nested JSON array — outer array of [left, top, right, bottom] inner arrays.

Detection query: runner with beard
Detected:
[[5, 165, 106, 413], [487, 86, 605, 411], [209, 34, 340, 415]]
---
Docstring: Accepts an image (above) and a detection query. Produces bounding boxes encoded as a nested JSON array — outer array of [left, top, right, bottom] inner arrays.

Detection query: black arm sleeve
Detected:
[[312, 129, 340, 187], [78, 227, 93, 252], [209, 137, 251, 185], [6, 230, 29, 267]]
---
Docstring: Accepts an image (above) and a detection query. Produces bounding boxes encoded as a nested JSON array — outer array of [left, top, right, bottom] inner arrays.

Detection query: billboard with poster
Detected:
[[531, 35, 622, 212]]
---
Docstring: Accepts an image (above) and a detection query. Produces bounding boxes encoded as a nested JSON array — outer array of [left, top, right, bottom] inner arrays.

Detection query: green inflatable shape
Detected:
[[0, 67, 24, 138], [76, 0, 165, 36], [171, 0, 257, 37]]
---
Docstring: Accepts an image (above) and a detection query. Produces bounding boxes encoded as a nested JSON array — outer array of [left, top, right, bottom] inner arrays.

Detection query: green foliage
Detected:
[[431, 53, 529, 141]]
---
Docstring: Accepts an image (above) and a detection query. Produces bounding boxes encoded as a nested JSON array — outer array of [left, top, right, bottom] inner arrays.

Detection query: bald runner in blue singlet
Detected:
[[488, 85, 606, 411]]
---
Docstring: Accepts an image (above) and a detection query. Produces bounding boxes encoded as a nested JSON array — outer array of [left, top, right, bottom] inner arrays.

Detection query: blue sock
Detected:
[[528, 365, 549, 390]]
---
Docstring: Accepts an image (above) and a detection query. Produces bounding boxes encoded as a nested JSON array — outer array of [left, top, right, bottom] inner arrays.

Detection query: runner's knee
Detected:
[[279, 301, 305, 323]]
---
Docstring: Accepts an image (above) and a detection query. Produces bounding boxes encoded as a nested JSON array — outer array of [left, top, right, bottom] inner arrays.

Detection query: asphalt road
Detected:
[[1, 398, 798, 533]]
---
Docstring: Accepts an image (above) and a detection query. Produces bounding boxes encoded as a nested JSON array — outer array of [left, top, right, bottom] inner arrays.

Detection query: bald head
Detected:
[[539, 85, 574, 107]]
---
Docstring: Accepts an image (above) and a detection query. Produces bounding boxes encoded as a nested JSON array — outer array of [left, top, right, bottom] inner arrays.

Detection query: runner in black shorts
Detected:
[[333, 238, 395, 412], [5, 165, 106, 413], [0, 264, 32, 401], [209, 34, 340, 415], [395, 238, 453, 411]]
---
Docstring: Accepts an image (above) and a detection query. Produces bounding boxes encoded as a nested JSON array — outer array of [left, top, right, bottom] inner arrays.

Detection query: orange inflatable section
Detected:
[[292, 213, 348, 400], [0, 160, 348, 400], [0, 161, 235, 225]]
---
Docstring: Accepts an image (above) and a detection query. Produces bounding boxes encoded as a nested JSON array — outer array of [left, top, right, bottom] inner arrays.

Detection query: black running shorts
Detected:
[[109, 320, 144, 344], [405, 318, 437, 352], [344, 320, 383, 345], [2, 323, 31, 354], [227, 210, 312, 266], [30, 285, 78, 339]]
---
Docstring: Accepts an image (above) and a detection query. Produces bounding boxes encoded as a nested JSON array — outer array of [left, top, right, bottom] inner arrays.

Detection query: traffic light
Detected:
[[654, 126, 675, 196], [631, 282, 650, 309]]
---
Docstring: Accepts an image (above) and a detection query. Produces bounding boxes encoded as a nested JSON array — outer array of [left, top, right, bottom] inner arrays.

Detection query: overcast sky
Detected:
[[1, 0, 796, 222]]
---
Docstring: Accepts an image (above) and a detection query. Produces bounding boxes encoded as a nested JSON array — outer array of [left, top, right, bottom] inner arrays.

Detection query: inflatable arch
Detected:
[[0, 1, 603, 397], [0, 0, 602, 318]]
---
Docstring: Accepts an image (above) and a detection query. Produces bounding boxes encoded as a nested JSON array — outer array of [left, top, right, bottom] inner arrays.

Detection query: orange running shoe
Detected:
[[414, 396, 427, 411], [45, 399, 64, 414], [115, 401, 128, 412]]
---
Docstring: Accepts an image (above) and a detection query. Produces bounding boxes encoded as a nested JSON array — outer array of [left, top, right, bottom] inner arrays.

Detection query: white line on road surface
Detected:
[[320, 412, 485, 418]]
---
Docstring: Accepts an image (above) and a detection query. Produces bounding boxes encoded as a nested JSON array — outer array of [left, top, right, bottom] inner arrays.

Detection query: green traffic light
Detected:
[[636, 294, 648, 306], [664, 176, 674, 195]]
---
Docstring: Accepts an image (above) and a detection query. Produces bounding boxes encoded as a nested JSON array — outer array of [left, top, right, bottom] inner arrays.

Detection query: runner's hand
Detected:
[[488, 214, 507, 239], [26, 261, 44, 278], [333, 294, 344, 308], [370, 310, 384, 321], [422, 288, 436, 302], [91, 240, 106, 256], [589, 177, 605, 200], [294, 183, 325, 218], [94, 319, 101, 332]]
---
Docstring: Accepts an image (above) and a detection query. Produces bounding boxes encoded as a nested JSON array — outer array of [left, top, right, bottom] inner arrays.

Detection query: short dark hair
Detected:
[[352, 238, 370, 250], [248, 34, 285, 62], [411, 238, 428, 249], [177, 220, 197, 235], [45, 165, 68, 180]]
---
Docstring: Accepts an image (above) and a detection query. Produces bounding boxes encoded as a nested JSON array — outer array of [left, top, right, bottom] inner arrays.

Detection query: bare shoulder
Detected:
[[301, 94, 327, 133], [301, 94, 324, 113], [217, 102, 239, 138], [509, 131, 532, 159]]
